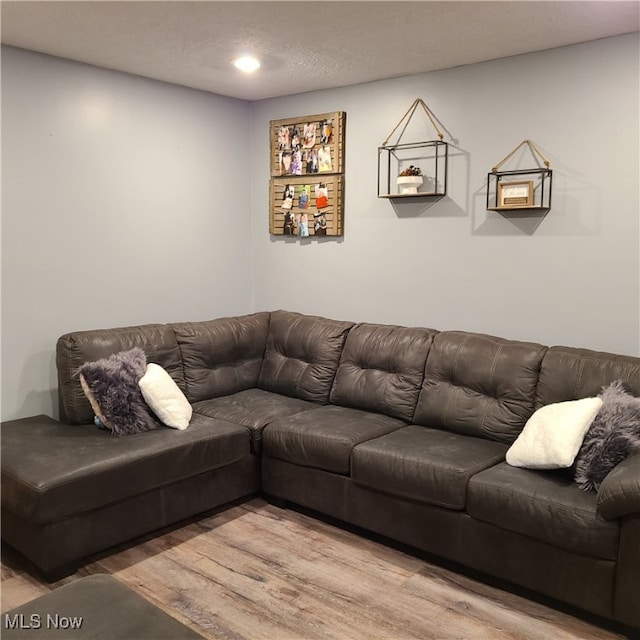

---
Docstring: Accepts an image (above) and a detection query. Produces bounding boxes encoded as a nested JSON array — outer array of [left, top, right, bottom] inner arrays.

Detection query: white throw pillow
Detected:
[[506, 397, 603, 469], [139, 363, 192, 430]]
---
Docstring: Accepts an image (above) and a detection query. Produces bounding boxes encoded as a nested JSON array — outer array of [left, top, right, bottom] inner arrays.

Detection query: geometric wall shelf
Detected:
[[378, 140, 448, 198], [377, 98, 449, 199], [487, 139, 552, 212], [487, 167, 553, 211]]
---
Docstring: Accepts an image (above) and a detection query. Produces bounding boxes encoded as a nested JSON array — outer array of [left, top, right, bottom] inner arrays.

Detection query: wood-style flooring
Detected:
[[0, 498, 629, 639]]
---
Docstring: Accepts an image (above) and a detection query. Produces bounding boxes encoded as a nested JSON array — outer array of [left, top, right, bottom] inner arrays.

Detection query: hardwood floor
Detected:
[[1, 498, 629, 639]]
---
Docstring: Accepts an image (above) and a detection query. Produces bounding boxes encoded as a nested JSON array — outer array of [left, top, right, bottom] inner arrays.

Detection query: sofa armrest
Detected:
[[597, 452, 640, 520]]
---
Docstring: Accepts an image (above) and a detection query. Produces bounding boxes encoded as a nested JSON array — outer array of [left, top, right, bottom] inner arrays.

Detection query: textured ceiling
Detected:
[[1, 1, 639, 101]]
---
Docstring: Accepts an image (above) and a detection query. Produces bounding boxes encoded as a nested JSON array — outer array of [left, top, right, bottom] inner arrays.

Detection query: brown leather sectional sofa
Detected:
[[2, 310, 639, 629]]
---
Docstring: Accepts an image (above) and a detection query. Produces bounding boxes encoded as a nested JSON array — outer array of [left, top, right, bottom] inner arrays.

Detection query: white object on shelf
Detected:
[[396, 175, 423, 195]]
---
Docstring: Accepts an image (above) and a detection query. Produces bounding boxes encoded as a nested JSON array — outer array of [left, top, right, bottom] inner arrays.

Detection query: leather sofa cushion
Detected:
[[535, 345, 640, 409], [192, 388, 318, 453], [1, 414, 250, 523], [56, 324, 184, 425], [258, 310, 354, 403], [262, 405, 405, 474], [352, 426, 507, 509], [413, 331, 547, 444], [330, 323, 437, 422], [467, 463, 619, 560], [171, 313, 269, 402]]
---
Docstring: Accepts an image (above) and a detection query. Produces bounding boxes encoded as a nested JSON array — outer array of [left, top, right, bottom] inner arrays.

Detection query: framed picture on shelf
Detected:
[[497, 180, 534, 208], [269, 175, 343, 237]]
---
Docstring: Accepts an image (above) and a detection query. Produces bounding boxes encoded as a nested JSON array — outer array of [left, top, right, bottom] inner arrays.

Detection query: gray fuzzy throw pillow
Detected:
[[78, 347, 158, 436], [574, 380, 640, 492]]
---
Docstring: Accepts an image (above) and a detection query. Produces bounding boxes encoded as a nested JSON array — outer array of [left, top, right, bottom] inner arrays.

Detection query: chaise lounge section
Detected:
[[2, 310, 639, 630]]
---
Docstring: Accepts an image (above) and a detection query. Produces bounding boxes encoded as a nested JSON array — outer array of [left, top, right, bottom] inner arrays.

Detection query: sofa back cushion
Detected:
[[171, 312, 270, 403], [258, 310, 354, 403], [330, 323, 438, 421], [413, 331, 547, 444], [56, 324, 184, 425], [535, 346, 640, 408]]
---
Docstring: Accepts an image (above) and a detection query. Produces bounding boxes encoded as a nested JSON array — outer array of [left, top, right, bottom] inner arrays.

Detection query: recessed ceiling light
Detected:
[[232, 56, 261, 73]]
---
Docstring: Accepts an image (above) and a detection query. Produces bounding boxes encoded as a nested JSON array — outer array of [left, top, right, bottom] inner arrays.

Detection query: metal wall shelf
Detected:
[[486, 167, 552, 212], [378, 140, 448, 199]]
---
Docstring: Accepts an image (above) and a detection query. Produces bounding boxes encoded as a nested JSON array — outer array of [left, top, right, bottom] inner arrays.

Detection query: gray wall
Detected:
[[2, 34, 639, 421], [250, 34, 639, 355], [1, 47, 253, 420]]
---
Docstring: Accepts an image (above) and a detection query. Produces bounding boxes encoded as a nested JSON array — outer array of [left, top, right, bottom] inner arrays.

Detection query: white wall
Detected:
[[250, 34, 640, 356], [1, 47, 253, 420]]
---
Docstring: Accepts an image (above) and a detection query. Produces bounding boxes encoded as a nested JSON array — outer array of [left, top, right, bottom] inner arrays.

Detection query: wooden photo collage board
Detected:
[[269, 111, 345, 237]]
